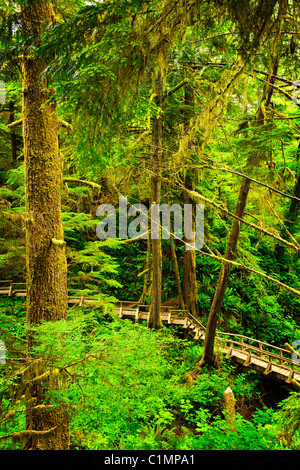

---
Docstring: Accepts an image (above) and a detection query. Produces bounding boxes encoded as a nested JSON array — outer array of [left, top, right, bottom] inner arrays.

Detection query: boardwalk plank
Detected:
[[0, 281, 299, 389]]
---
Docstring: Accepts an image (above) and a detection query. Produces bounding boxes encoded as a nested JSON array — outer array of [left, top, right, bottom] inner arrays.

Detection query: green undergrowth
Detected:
[[0, 298, 298, 450]]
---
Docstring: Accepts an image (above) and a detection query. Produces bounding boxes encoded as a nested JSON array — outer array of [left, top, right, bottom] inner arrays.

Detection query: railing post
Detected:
[[279, 349, 283, 365], [286, 362, 294, 383], [264, 357, 272, 375], [8, 280, 13, 297], [225, 341, 233, 359], [244, 349, 252, 367], [118, 301, 123, 318]]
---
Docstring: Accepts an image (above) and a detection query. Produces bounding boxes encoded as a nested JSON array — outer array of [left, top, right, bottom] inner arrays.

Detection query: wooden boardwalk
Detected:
[[1, 280, 300, 390]]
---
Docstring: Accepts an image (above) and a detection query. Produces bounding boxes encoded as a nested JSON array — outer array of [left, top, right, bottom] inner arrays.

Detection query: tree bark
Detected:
[[148, 70, 163, 329], [138, 235, 152, 304], [164, 190, 185, 311], [21, 0, 69, 450], [182, 86, 198, 316], [199, 177, 251, 366], [199, 53, 280, 367], [183, 173, 198, 316]]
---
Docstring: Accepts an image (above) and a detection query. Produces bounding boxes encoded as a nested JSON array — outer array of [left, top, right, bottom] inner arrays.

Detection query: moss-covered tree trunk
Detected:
[[199, 177, 251, 366], [139, 236, 152, 304], [148, 70, 163, 330], [183, 173, 198, 316], [182, 86, 198, 316], [164, 189, 185, 311], [21, 0, 69, 450], [200, 54, 279, 367]]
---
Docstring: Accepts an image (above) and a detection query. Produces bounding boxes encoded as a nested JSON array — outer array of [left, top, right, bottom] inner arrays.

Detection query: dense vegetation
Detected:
[[0, 0, 300, 451], [0, 296, 299, 451]]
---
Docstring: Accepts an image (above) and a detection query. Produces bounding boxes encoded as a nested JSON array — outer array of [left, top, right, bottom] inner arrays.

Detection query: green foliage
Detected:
[[186, 411, 282, 450], [0, 297, 297, 451], [273, 391, 300, 448]]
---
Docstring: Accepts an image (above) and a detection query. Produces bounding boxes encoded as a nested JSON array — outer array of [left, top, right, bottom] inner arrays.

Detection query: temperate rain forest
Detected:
[[0, 0, 300, 455]]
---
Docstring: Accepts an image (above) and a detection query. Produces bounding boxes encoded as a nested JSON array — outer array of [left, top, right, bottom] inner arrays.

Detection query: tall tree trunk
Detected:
[[138, 236, 152, 304], [200, 55, 279, 366], [183, 173, 198, 316], [182, 86, 198, 316], [21, 0, 69, 450], [148, 70, 163, 329], [199, 177, 251, 366], [164, 190, 185, 311]]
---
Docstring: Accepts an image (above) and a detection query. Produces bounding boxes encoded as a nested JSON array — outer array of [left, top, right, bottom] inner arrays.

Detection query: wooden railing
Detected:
[[215, 330, 300, 376], [115, 300, 189, 324], [0, 279, 300, 386], [0, 280, 26, 297], [184, 311, 300, 384]]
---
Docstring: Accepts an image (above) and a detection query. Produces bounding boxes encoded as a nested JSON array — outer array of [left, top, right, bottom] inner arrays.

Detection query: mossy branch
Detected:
[[137, 268, 151, 277], [163, 78, 190, 101], [63, 177, 101, 190], [284, 343, 300, 360], [0, 210, 25, 224], [52, 238, 66, 247], [28, 368, 60, 384], [194, 244, 300, 297], [291, 379, 300, 392], [197, 159, 300, 202], [7, 119, 22, 129], [184, 186, 300, 253], [0, 425, 59, 441], [59, 119, 73, 132], [120, 230, 150, 243]]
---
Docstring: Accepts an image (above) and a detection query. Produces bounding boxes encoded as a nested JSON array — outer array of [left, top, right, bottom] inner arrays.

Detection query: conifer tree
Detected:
[[21, 0, 69, 449], [0, 0, 72, 449]]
